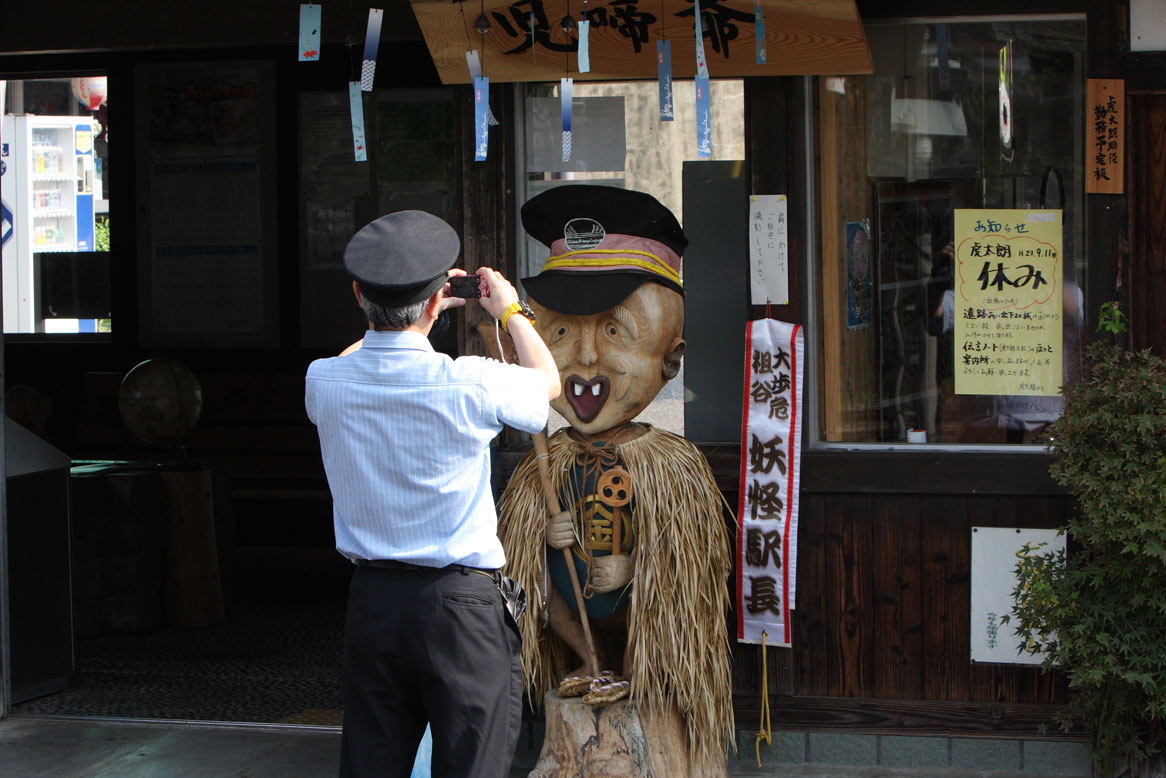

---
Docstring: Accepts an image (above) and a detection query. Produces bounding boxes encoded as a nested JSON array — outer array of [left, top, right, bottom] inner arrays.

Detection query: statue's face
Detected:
[[532, 282, 685, 437]]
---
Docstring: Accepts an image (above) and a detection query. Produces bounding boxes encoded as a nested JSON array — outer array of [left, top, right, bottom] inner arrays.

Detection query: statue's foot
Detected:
[[581, 676, 630, 707]]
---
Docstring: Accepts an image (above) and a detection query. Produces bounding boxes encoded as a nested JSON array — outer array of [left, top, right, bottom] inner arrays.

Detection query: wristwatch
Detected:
[[500, 299, 537, 332]]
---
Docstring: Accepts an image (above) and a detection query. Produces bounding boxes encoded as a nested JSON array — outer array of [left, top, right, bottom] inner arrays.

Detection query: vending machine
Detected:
[[1, 114, 98, 332]]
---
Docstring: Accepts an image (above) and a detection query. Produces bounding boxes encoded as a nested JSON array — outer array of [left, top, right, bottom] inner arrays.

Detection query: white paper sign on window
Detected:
[[748, 194, 789, 306]]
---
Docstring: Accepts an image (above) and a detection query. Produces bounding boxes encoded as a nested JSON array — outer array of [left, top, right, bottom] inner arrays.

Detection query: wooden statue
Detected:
[[494, 185, 735, 777]]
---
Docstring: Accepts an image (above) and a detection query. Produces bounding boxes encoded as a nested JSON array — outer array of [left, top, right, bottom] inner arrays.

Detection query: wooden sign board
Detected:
[[409, 0, 872, 84], [1087, 78, 1124, 195]]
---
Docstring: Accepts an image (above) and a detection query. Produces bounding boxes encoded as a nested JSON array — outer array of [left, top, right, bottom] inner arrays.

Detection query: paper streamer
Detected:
[[465, 51, 499, 126], [754, 3, 766, 65], [561, 77, 574, 162], [657, 40, 674, 121], [578, 21, 591, 72], [299, 4, 321, 61], [349, 82, 368, 162], [361, 8, 384, 91], [694, 0, 709, 80], [474, 77, 490, 161], [694, 0, 711, 157]]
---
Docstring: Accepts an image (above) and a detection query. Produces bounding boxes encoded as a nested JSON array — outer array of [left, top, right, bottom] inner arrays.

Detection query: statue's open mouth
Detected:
[[564, 375, 610, 424]]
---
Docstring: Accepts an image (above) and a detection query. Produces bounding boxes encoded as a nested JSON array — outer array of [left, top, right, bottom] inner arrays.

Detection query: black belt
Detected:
[[356, 558, 501, 583]]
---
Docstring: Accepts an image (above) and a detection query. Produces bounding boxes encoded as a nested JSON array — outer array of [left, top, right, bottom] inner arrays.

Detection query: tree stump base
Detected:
[[528, 690, 726, 778]]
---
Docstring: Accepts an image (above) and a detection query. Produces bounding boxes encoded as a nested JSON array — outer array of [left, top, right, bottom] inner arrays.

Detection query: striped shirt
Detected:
[[305, 329, 548, 569]]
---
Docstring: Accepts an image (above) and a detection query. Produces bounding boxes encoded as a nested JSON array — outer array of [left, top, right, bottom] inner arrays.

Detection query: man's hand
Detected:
[[591, 555, 634, 593], [546, 510, 575, 549]]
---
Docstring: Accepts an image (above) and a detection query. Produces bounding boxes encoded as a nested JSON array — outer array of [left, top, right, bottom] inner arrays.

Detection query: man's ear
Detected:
[[662, 337, 685, 380], [352, 280, 363, 306]]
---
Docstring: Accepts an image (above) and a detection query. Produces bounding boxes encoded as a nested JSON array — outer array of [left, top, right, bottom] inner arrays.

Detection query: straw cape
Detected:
[[498, 425, 736, 774]]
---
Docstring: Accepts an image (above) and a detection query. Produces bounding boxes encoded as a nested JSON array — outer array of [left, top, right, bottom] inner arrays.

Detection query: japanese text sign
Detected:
[[1087, 79, 1124, 195], [408, 0, 872, 84], [737, 319, 803, 647], [748, 194, 789, 306], [953, 209, 1062, 397]]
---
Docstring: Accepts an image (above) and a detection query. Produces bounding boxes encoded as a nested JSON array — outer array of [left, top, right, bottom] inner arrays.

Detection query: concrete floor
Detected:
[[0, 716, 342, 778], [0, 715, 546, 777]]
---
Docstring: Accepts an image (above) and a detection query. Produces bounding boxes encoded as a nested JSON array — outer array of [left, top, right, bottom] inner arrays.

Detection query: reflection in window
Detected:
[[817, 19, 1086, 445], [2, 76, 111, 335]]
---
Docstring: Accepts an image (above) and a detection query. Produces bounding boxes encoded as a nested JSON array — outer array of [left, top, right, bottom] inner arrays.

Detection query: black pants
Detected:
[[339, 563, 523, 778]]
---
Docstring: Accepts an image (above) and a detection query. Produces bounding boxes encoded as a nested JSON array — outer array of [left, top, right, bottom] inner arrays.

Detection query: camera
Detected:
[[448, 274, 482, 298]]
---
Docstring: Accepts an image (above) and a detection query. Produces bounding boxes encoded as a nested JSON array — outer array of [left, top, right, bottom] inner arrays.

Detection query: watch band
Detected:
[[500, 300, 535, 332]]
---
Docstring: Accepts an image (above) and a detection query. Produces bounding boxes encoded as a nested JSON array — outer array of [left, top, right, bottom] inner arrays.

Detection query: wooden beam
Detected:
[[410, 0, 871, 84], [732, 694, 1087, 740]]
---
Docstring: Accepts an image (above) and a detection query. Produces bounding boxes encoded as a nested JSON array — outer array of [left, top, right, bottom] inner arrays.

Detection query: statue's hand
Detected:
[[591, 555, 634, 593], [546, 510, 575, 549]]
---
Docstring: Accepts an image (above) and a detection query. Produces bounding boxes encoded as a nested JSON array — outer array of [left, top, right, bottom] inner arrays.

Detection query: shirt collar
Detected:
[[362, 329, 435, 352]]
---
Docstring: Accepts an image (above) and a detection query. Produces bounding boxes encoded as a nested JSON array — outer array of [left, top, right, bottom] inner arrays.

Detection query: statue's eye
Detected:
[[606, 323, 618, 337], [556, 326, 568, 337]]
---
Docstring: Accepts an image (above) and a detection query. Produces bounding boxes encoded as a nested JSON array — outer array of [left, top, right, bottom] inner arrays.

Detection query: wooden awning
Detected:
[[409, 0, 872, 84]]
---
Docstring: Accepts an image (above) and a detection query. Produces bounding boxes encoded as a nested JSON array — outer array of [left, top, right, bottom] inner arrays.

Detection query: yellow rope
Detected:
[[755, 630, 772, 766]]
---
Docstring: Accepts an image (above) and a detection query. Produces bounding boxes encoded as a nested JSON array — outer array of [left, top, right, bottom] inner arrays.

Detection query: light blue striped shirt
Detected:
[[305, 330, 548, 568]]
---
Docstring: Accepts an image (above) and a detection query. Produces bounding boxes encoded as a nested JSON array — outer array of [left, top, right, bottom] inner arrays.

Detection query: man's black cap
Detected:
[[344, 211, 460, 307], [521, 185, 686, 315]]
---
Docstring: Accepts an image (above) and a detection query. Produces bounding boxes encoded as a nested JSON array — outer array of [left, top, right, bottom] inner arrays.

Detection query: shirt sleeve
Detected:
[[477, 358, 550, 434]]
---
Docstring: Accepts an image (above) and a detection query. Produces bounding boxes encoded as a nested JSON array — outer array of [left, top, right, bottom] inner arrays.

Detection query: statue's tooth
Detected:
[[573, 382, 584, 396], [591, 384, 600, 396]]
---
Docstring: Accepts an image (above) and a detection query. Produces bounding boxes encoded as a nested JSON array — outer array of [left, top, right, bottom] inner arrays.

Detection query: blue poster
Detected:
[[657, 41, 674, 121]]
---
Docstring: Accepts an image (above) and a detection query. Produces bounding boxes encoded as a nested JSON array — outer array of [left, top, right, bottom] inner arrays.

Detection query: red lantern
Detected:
[[71, 77, 108, 111]]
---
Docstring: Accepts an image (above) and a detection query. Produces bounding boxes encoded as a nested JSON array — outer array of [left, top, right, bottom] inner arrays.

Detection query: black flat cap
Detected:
[[521, 185, 686, 315], [344, 211, 460, 307]]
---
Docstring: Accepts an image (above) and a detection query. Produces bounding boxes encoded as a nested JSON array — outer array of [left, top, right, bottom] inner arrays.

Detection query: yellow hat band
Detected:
[[540, 249, 682, 286]]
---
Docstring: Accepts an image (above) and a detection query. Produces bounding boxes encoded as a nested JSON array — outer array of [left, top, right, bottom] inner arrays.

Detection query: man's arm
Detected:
[[475, 267, 561, 401]]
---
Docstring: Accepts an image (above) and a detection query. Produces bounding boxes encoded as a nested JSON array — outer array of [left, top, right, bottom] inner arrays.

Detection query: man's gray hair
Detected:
[[360, 294, 428, 330]]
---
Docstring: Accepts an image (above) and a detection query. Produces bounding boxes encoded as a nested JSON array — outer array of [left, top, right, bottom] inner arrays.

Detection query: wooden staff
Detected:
[[532, 431, 600, 678]]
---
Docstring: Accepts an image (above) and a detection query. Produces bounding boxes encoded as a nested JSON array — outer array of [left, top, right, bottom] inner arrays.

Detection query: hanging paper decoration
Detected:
[[656, 41, 674, 121], [474, 76, 490, 161], [561, 77, 574, 162], [754, 3, 766, 65], [737, 318, 804, 647], [299, 4, 322, 61], [361, 8, 384, 91], [578, 21, 591, 73], [465, 50, 500, 126], [349, 82, 368, 162], [694, 0, 711, 157]]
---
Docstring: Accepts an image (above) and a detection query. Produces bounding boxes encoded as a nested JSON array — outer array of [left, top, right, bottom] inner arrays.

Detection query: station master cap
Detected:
[[521, 185, 687, 315], [343, 210, 460, 307]]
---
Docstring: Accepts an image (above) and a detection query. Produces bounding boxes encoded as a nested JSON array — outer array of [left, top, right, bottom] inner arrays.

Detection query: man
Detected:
[[305, 210, 560, 778], [495, 185, 734, 776]]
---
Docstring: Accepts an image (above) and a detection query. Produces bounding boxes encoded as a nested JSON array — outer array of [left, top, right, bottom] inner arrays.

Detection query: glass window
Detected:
[[518, 79, 745, 436], [816, 18, 1086, 446], [2, 76, 111, 335]]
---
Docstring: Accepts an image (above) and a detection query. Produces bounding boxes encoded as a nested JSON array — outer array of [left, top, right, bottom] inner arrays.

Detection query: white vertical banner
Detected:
[[748, 194, 789, 306], [737, 319, 804, 647]]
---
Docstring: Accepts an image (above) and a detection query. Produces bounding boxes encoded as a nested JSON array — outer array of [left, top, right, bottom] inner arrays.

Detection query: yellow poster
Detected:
[[953, 209, 1062, 396]]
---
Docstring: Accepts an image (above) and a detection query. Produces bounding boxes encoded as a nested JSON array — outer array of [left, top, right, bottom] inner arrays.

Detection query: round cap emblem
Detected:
[[563, 217, 606, 250]]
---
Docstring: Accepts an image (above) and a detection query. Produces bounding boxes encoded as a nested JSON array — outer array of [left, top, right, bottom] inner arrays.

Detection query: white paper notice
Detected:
[[749, 194, 789, 306]]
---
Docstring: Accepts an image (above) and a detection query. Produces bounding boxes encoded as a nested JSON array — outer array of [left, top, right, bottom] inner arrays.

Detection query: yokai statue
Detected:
[[495, 185, 734, 775]]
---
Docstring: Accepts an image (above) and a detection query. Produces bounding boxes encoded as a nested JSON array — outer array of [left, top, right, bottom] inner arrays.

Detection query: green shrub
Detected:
[[1011, 303, 1166, 772]]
